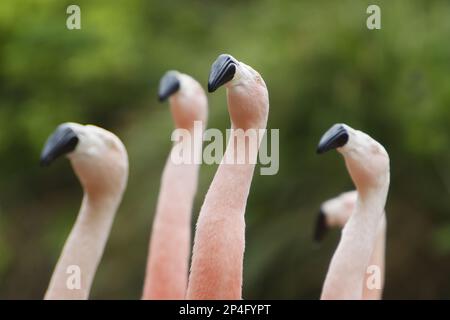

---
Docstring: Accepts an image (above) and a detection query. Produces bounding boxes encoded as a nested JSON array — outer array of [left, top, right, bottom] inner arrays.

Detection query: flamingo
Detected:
[[40, 123, 128, 299], [314, 190, 386, 299], [142, 71, 207, 299], [316, 123, 390, 300], [186, 54, 269, 299]]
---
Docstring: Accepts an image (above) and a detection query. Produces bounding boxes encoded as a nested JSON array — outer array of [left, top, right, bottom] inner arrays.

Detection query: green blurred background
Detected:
[[0, 0, 449, 299]]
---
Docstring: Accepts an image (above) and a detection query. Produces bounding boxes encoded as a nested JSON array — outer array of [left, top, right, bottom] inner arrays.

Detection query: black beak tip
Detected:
[[316, 124, 349, 155], [158, 94, 167, 102], [208, 54, 237, 93], [40, 125, 79, 168], [158, 71, 180, 103], [313, 209, 328, 243], [207, 82, 216, 93], [316, 146, 325, 155], [39, 157, 51, 167]]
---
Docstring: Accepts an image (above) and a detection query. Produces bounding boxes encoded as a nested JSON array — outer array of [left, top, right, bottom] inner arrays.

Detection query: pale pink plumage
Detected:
[[319, 124, 390, 300], [142, 72, 207, 299], [186, 55, 269, 299], [319, 190, 386, 299]]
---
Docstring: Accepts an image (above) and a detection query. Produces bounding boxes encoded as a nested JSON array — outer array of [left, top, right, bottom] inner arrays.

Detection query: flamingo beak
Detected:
[[158, 71, 180, 102], [313, 209, 329, 242], [316, 124, 349, 154], [208, 54, 237, 93], [40, 124, 79, 166]]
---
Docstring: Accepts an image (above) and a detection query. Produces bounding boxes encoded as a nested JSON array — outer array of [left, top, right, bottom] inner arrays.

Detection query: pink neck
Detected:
[[186, 128, 262, 299], [45, 193, 121, 299], [321, 191, 387, 300], [363, 213, 386, 299], [142, 133, 203, 299]]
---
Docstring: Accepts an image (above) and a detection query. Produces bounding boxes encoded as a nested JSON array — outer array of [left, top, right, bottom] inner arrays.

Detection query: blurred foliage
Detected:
[[0, 0, 449, 299]]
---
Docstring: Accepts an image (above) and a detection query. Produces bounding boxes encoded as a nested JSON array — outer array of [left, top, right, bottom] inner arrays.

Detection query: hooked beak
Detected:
[[316, 124, 349, 154], [313, 209, 329, 242], [208, 54, 237, 93], [158, 71, 180, 102], [40, 124, 79, 166]]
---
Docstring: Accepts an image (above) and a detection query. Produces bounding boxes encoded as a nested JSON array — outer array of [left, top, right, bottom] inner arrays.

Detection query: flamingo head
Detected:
[[158, 70, 207, 130], [40, 123, 128, 197], [317, 123, 390, 196], [313, 191, 358, 242], [207, 54, 269, 130]]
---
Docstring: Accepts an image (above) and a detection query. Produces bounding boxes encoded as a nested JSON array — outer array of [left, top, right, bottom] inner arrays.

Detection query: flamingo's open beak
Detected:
[[316, 124, 349, 154], [208, 54, 237, 93], [313, 209, 329, 242], [40, 124, 79, 166], [158, 71, 181, 102]]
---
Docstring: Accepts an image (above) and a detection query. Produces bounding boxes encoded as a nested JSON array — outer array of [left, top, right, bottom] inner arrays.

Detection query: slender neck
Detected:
[[321, 188, 387, 300], [186, 127, 263, 299], [363, 213, 386, 300], [44, 192, 121, 300], [142, 129, 203, 300]]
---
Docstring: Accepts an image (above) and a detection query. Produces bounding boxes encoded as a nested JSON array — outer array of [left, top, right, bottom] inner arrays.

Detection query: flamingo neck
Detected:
[[44, 191, 122, 299], [362, 213, 387, 300], [187, 124, 265, 299], [321, 183, 388, 299], [142, 126, 204, 299]]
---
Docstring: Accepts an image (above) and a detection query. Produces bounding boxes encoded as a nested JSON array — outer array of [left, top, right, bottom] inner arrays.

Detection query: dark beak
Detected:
[[158, 71, 180, 102], [40, 124, 79, 166], [208, 54, 237, 93], [316, 124, 349, 154], [313, 209, 329, 242]]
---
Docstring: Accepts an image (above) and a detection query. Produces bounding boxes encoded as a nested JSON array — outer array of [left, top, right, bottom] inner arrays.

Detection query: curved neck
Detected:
[[44, 191, 122, 300], [321, 186, 388, 300]]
